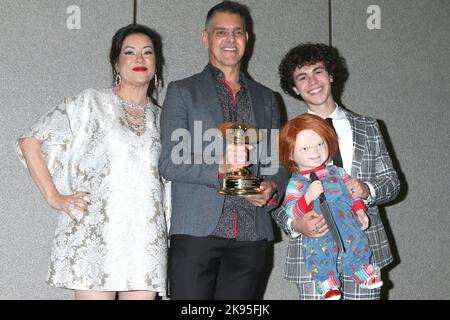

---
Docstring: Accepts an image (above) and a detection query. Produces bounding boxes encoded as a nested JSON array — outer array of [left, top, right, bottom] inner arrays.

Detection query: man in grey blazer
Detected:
[[159, 1, 289, 300], [273, 43, 400, 300]]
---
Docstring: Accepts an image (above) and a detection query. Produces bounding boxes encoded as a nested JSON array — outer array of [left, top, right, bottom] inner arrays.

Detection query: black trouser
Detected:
[[169, 234, 267, 300]]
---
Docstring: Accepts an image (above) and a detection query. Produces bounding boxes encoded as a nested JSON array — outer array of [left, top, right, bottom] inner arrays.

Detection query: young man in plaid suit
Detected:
[[272, 43, 400, 300]]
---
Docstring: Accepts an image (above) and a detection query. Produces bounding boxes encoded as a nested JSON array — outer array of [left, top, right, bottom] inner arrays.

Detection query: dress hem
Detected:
[[46, 281, 167, 296]]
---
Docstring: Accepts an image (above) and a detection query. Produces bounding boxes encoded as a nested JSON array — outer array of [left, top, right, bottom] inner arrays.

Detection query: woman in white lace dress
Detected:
[[16, 24, 170, 300]]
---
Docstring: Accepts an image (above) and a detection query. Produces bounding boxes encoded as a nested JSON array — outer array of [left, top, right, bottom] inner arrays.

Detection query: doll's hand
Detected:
[[357, 209, 370, 230], [305, 180, 324, 205]]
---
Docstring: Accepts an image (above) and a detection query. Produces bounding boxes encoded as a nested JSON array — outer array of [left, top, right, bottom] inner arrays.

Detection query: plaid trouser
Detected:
[[296, 272, 381, 300], [295, 252, 382, 300]]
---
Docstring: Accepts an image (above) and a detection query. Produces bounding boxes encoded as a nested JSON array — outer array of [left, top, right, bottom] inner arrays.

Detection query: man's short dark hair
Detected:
[[278, 43, 348, 101], [205, 1, 250, 31]]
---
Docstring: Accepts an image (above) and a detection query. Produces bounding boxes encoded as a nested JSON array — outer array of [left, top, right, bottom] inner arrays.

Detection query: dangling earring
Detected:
[[154, 74, 158, 88], [114, 71, 122, 86]]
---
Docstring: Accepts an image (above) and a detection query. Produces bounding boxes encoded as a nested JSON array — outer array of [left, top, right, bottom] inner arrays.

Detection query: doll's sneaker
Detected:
[[360, 275, 383, 289], [324, 288, 341, 300]]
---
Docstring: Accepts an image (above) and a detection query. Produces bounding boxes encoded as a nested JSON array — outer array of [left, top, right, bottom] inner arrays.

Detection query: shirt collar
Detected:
[[307, 103, 346, 120], [207, 63, 223, 79], [298, 163, 326, 176], [206, 64, 245, 86]]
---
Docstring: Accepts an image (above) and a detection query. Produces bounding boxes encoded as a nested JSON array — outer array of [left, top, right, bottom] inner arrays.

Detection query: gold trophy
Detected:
[[217, 122, 264, 195]]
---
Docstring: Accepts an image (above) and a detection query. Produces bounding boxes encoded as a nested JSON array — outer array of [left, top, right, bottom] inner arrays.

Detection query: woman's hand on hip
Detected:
[[46, 192, 90, 220]]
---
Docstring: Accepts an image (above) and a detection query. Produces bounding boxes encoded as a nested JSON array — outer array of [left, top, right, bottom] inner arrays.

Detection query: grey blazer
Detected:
[[271, 108, 400, 283], [159, 66, 290, 241]]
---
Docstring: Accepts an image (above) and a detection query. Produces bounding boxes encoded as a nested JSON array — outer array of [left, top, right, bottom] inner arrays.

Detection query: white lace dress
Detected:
[[16, 88, 170, 294]]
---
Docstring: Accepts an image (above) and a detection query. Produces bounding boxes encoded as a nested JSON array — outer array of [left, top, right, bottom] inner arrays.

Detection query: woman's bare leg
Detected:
[[74, 290, 116, 300], [118, 291, 157, 300]]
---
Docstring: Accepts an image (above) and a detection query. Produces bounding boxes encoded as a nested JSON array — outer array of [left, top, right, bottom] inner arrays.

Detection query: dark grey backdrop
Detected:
[[1, 0, 448, 299]]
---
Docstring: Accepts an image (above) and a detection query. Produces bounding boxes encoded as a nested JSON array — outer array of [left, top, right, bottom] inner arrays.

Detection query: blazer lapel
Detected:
[[242, 77, 266, 175], [200, 67, 224, 125], [245, 78, 266, 129], [345, 109, 366, 177]]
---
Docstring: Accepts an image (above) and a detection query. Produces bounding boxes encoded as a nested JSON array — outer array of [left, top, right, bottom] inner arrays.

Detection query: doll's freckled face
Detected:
[[291, 129, 329, 171]]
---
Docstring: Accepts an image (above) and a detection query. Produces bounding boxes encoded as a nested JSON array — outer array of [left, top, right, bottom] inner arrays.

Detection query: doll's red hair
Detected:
[[279, 114, 339, 173]]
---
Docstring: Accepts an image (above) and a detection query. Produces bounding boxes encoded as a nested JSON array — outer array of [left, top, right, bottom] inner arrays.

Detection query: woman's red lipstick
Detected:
[[133, 66, 147, 72]]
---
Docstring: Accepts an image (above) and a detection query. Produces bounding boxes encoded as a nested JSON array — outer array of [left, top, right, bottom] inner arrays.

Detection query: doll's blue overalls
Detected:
[[302, 166, 373, 287]]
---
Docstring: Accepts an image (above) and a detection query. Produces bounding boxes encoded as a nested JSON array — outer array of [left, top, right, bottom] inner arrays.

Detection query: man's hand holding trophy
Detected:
[[217, 122, 267, 196]]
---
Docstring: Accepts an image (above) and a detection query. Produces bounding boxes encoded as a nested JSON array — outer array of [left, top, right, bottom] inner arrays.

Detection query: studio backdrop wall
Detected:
[[1, 0, 448, 299]]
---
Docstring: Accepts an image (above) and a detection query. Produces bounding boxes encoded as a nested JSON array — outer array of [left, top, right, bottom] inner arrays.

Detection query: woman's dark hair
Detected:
[[278, 43, 348, 102], [109, 24, 164, 101], [205, 1, 250, 31]]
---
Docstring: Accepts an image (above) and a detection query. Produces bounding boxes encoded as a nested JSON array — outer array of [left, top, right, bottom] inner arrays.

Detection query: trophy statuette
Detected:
[[217, 122, 264, 195]]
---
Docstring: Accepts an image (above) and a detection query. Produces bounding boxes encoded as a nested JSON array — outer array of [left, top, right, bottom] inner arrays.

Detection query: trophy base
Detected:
[[218, 176, 262, 195]]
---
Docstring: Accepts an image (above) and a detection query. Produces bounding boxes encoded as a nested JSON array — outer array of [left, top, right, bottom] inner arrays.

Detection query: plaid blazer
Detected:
[[272, 108, 400, 283]]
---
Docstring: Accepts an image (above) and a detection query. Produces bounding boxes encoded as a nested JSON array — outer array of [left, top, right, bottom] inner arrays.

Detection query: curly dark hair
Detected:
[[278, 43, 348, 101]]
